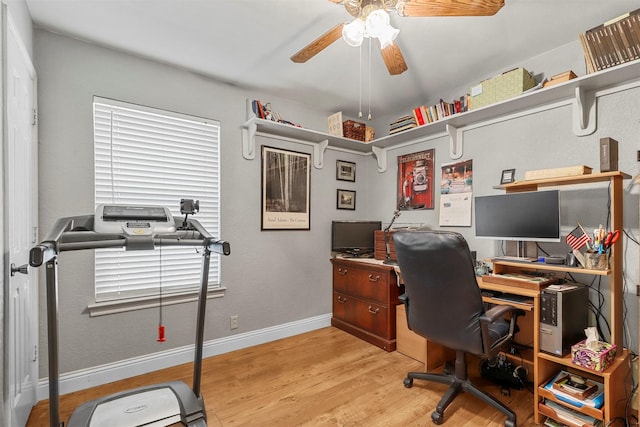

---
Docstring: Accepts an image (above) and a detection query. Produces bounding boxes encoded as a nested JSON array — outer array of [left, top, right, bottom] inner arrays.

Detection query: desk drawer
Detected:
[[333, 292, 391, 339], [333, 264, 391, 304]]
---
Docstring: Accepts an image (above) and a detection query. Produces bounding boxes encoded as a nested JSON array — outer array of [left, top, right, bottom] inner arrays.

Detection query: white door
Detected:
[[4, 9, 38, 427]]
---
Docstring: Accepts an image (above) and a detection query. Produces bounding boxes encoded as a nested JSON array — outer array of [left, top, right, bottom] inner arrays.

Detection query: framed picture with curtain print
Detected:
[[261, 146, 311, 230]]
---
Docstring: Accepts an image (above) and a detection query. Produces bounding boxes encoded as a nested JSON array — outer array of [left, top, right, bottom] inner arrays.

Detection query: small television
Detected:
[[474, 190, 561, 242], [331, 220, 382, 257]]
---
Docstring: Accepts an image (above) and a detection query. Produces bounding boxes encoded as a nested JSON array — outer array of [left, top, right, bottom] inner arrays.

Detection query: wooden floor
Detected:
[[27, 327, 537, 426]]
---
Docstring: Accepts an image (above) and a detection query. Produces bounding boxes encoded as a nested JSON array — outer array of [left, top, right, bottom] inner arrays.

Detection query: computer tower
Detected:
[[539, 285, 588, 356]]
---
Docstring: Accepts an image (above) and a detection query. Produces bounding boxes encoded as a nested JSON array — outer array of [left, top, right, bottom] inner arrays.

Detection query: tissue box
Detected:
[[571, 340, 617, 372]]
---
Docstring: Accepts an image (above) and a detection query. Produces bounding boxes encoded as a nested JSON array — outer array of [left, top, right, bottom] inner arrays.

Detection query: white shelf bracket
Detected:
[[371, 146, 387, 172], [313, 139, 329, 169], [447, 124, 463, 159], [572, 86, 596, 136], [241, 121, 257, 160]]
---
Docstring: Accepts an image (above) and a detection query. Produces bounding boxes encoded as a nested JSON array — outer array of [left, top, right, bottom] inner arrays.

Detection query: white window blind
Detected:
[[93, 97, 221, 302]]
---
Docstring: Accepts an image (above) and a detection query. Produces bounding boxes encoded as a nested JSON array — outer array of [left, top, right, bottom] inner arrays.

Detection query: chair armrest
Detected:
[[480, 304, 518, 323], [480, 304, 526, 357]]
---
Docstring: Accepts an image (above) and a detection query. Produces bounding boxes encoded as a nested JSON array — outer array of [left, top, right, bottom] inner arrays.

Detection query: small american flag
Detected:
[[566, 225, 590, 251]]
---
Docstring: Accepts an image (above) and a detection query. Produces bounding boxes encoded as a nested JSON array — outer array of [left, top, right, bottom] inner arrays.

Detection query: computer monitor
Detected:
[[331, 220, 381, 256], [474, 190, 561, 242]]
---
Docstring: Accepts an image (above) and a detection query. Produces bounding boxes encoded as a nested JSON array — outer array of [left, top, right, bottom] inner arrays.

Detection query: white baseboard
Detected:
[[36, 313, 331, 401]]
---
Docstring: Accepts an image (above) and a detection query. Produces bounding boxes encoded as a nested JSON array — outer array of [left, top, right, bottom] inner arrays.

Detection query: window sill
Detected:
[[87, 287, 226, 317]]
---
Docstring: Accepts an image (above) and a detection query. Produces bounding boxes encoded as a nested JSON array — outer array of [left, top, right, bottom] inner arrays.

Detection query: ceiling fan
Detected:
[[291, 0, 505, 75]]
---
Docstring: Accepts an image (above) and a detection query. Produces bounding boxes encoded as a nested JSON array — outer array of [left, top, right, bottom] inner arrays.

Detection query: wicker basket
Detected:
[[343, 120, 366, 142]]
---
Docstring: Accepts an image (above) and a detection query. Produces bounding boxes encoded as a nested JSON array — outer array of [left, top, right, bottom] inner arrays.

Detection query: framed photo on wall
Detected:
[[261, 146, 311, 230], [337, 189, 356, 210], [336, 160, 356, 182]]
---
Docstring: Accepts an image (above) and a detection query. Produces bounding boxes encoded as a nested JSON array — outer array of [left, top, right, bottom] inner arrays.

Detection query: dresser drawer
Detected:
[[333, 264, 392, 304], [333, 292, 391, 339]]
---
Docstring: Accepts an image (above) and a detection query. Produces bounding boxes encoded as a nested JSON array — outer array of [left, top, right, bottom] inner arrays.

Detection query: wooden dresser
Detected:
[[330, 258, 403, 351]]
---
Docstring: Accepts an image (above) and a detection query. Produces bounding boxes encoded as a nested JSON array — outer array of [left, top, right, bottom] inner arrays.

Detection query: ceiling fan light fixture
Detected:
[[364, 9, 390, 38], [342, 18, 365, 46], [376, 24, 399, 48]]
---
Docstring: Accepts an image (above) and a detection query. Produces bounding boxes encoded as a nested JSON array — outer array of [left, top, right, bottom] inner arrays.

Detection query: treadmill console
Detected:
[[94, 204, 176, 235]]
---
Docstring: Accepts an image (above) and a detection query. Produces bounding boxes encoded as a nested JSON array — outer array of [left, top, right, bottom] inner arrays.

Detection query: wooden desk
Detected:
[[330, 257, 403, 351]]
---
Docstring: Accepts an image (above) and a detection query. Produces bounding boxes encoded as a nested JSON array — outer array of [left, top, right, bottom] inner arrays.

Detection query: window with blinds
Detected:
[[93, 97, 221, 302]]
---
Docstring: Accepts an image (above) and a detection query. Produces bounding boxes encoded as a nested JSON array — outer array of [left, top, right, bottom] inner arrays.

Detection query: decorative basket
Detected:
[[343, 120, 366, 142]]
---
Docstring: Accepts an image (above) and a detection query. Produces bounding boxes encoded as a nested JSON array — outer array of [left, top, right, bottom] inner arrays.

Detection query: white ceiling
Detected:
[[25, 0, 639, 120]]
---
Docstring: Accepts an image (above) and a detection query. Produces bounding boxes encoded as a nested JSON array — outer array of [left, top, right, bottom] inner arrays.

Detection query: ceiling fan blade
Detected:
[[291, 23, 345, 63], [380, 41, 408, 75], [397, 0, 505, 17]]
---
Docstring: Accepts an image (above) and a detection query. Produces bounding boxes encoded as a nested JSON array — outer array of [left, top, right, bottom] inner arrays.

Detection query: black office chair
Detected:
[[393, 230, 522, 427]]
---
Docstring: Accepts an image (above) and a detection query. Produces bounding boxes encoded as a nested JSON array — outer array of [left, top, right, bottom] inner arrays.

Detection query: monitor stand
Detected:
[[506, 241, 537, 259]]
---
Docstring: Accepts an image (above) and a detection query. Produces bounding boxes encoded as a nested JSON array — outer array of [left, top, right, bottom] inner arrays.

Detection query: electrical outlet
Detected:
[[230, 315, 239, 330]]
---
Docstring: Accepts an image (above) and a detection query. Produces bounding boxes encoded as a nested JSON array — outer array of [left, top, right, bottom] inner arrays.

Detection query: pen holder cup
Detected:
[[585, 251, 608, 270]]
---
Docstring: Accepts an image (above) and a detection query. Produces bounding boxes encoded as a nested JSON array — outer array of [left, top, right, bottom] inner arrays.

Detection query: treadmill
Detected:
[[29, 201, 230, 427]]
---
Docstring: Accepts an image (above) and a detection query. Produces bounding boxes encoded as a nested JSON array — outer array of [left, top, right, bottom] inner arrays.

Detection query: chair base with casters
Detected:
[[403, 350, 516, 427]]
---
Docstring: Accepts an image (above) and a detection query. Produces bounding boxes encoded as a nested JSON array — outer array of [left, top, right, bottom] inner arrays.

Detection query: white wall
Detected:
[[34, 26, 640, 384]]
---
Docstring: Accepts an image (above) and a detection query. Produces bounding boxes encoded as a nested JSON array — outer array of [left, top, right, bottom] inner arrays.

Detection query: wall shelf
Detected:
[[241, 59, 640, 172]]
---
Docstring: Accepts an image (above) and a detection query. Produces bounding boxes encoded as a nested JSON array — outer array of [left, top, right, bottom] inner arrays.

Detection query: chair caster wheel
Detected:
[[403, 377, 413, 388], [443, 361, 453, 375], [431, 411, 444, 425], [504, 419, 516, 427]]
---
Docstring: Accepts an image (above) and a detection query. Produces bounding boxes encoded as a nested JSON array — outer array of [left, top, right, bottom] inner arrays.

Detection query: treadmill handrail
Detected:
[[29, 215, 230, 267]]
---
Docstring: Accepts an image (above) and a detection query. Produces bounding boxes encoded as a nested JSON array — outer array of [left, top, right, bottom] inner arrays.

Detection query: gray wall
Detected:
[[34, 29, 373, 375], [34, 27, 639, 379]]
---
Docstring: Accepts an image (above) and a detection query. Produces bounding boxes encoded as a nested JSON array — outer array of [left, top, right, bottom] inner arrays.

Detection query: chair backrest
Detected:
[[393, 230, 486, 356]]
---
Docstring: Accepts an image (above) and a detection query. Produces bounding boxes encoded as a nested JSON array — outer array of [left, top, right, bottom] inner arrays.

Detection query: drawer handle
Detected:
[[337, 268, 347, 276], [368, 274, 379, 282], [368, 305, 379, 315], [337, 296, 347, 304]]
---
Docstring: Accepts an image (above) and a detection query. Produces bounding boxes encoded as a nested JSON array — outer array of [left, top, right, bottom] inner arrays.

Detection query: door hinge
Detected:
[[33, 344, 38, 362], [32, 109, 37, 126]]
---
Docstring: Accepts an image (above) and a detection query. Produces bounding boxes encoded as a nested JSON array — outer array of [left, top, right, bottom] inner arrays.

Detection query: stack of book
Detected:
[[411, 96, 470, 126], [389, 115, 417, 135], [578, 9, 640, 74]]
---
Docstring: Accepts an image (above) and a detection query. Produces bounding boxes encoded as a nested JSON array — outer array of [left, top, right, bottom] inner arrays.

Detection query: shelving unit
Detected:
[[493, 171, 631, 426], [241, 59, 640, 172]]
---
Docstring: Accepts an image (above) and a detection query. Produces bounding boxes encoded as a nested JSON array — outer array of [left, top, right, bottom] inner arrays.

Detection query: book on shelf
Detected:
[[580, 8, 640, 73], [251, 99, 266, 119], [412, 106, 426, 126], [545, 370, 604, 409]]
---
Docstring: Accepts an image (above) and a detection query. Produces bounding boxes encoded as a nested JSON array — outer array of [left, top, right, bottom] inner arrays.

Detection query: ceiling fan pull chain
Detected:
[[367, 37, 372, 120], [358, 43, 363, 119]]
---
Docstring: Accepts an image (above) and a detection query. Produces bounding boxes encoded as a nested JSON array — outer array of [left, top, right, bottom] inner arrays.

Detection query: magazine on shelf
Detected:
[[542, 400, 602, 427]]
